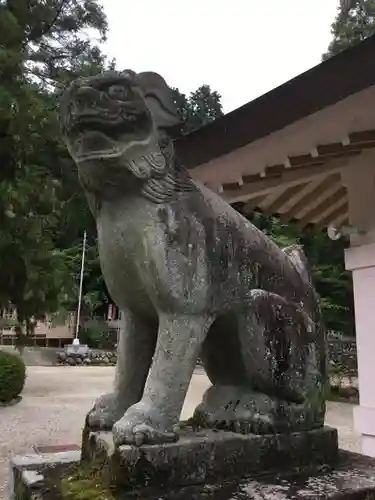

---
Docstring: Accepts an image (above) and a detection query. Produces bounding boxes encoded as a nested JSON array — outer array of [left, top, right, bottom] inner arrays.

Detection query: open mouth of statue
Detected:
[[68, 108, 152, 161], [71, 107, 148, 136]]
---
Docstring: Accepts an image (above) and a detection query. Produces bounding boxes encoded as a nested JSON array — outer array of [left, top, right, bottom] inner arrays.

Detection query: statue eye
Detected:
[[107, 85, 129, 100]]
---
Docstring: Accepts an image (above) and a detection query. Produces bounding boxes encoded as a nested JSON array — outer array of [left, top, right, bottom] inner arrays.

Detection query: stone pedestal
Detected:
[[82, 426, 338, 490], [10, 434, 375, 500]]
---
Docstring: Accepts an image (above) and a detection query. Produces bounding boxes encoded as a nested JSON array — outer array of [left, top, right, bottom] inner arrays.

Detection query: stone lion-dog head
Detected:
[[60, 70, 186, 200]]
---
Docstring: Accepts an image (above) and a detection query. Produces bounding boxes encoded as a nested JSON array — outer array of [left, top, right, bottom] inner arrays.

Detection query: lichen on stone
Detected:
[[60, 464, 114, 500]]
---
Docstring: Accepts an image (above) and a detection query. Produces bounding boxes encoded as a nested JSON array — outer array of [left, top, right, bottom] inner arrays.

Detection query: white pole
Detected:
[[74, 230, 87, 345]]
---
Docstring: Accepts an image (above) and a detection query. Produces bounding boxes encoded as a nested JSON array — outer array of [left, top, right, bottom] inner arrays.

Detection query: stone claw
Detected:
[[112, 401, 178, 447], [86, 392, 126, 431]]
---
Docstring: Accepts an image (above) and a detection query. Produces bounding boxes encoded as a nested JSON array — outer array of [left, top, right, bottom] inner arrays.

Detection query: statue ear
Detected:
[[137, 72, 181, 130]]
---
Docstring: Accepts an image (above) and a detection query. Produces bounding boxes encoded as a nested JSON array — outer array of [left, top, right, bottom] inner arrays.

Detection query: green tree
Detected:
[[172, 85, 223, 134], [0, 0, 107, 86], [323, 0, 375, 59], [0, 0, 109, 338]]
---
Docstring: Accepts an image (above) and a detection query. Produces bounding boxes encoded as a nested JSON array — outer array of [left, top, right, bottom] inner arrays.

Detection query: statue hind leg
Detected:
[[194, 289, 327, 434]]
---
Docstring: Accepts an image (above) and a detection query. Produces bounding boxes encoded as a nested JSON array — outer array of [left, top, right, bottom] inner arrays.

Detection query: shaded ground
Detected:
[[0, 366, 361, 499]]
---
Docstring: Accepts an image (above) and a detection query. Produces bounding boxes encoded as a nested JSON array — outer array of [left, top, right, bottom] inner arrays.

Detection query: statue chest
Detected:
[[96, 199, 153, 308]]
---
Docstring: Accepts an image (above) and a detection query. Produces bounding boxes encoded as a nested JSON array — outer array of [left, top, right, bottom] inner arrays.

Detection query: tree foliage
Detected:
[[245, 212, 354, 336], [0, 0, 109, 335], [323, 0, 375, 59], [172, 85, 223, 134], [0, 0, 108, 87], [0, 0, 223, 334]]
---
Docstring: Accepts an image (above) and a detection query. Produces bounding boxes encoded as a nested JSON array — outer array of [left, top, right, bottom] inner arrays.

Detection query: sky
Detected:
[[98, 0, 340, 113]]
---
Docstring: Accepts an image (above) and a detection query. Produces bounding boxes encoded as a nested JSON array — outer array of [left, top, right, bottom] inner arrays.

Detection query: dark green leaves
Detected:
[[323, 0, 375, 59], [172, 85, 224, 135]]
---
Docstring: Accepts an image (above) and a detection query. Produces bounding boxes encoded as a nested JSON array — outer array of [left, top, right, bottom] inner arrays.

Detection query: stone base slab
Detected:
[[9, 448, 375, 500], [135, 451, 375, 499], [83, 426, 339, 490]]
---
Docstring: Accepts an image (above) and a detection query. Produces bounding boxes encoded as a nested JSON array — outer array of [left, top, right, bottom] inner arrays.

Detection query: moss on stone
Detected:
[[60, 464, 113, 500]]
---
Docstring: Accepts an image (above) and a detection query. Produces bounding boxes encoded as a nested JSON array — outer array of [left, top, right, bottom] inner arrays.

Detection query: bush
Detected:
[[0, 350, 26, 403], [80, 319, 118, 349]]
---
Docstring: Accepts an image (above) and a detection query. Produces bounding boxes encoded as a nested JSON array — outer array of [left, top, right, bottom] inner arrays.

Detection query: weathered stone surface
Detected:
[[10, 448, 375, 500], [60, 70, 327, 447], [9, 450, 80, 500], [134, 451, 375, 499], [81, 426, 338, 490]]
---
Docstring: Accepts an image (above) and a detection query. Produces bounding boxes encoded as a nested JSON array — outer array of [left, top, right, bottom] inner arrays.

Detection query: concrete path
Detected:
[[0, 366, 361, 498]]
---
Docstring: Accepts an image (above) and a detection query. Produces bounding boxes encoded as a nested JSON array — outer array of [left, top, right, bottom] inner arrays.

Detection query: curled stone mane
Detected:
[[140, 133, 198, 203], [77, 130, 197, 207]]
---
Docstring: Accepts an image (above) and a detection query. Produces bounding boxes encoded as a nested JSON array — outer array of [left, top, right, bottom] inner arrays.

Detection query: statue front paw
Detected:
[[112, 400, 178, 446], [87, 391, 126, 430]]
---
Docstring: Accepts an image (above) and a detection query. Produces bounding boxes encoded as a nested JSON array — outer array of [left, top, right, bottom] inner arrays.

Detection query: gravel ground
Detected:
[[0, 366, 361, 499]]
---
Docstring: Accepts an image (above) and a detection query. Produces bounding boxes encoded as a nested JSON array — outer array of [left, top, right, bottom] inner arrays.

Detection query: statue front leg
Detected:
[[87, 309, 156, 430], [112, 313, 211, 446]]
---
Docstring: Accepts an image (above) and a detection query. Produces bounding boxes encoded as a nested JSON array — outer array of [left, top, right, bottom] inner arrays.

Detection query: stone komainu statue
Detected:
[[60, 70, 327, 447]]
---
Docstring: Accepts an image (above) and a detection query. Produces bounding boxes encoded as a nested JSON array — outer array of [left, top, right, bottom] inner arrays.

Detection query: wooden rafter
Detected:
[[266, 183, 308, 215], [220, 131, 375, 198], [349, 129, 375, 144], [299, 187, 347, 227], [222, 156, 352, 203], [315, 202, 349, 230], [241, 194, 267, 213], [287, 154, 323, 168], [330, 212, 349, 230], [208, 130, 375, 228], [279, 174, 340, 221]]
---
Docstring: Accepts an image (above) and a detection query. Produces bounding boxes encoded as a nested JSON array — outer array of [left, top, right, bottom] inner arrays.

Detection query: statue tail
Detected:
[[282, 244, 313, 286], [283, 244, 328, 390], [282, 243, 322, 334]]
